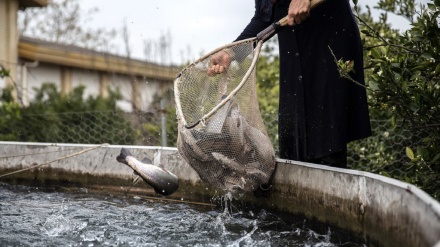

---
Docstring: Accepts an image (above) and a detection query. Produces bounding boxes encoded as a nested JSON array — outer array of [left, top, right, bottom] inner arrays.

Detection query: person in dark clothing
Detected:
[[209, 0, 371, 168]]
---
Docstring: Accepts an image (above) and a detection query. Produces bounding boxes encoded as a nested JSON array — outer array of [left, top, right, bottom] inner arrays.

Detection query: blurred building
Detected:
[[0, 0, 178, 112], [17, 36, 178, 111]]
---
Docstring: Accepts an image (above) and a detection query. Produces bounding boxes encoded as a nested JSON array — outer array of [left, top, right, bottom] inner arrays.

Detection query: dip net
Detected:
[[174, 39, 276, 193]]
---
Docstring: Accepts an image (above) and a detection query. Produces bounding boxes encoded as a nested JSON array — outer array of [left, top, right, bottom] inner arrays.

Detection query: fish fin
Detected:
[[116, 148, 132, 164], [131, 175, 142, 186], [141, 157, 152, 164], [124, 176, 142, 195]]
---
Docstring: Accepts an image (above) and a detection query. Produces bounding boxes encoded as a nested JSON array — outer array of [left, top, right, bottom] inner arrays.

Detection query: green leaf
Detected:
[[434, 63, 440, 75], [368, 80, 379, 91], [422, 137, 433, 143], [406, 147, 415, 160], [370, 49, 381, 59], [361, 30, 372, 36], [432, 153, 440, 163], [421, 53, 433, 60], [0, 68, 10, 78], [391, 115, 396, 128], [370, 73, 380, 81], [417, 147, 430, 161]]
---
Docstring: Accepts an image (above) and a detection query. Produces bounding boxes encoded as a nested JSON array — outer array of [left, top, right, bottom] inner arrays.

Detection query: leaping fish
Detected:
[[116, 148, 179, 196]]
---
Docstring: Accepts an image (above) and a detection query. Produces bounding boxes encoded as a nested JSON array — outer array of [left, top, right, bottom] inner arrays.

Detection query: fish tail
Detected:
[[116, 148, 132, 164]]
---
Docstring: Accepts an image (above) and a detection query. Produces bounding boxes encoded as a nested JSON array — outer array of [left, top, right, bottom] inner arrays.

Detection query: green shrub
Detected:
[[0, 83, 135, 145]]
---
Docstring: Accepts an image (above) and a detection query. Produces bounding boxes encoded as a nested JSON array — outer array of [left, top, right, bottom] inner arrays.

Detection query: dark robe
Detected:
[[236, 0, 371, 161]]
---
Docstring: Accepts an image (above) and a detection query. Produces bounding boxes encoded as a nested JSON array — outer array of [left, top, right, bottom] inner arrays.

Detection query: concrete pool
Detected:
[[1, 142, 439, 246]]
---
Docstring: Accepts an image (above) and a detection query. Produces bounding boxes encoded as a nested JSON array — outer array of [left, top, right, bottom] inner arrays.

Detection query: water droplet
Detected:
[[42, 215, 72, 236]]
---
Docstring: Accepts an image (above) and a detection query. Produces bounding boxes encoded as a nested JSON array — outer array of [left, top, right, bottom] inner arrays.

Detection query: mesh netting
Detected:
[[175, 39, 276, 193]]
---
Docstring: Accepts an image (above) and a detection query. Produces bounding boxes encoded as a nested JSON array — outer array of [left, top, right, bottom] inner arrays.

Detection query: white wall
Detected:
[[139, 78, 162, 112], [23, 62, 166, 112], [26, 63, 61, 100], [72, 68, 100, 98]]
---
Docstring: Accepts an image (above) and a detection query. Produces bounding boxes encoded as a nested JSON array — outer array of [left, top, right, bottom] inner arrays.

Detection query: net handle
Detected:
[[256, 0, 326, 41], [174, 76, 187, 126]]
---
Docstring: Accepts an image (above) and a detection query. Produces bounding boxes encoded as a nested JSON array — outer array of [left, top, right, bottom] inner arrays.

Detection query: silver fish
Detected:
[[116, 148, 179, 196]]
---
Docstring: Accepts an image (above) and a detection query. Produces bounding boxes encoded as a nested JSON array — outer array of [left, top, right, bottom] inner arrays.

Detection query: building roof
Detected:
[[18, 36, 180, 82], [18, 0, 47, 9]]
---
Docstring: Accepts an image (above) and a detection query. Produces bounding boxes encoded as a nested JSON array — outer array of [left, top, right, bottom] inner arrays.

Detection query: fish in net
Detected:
[[175, 40, 275, 193]]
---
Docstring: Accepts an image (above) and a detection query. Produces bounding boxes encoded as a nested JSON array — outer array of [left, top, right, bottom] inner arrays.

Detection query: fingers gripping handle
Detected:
[[256, 0, 326, 42]]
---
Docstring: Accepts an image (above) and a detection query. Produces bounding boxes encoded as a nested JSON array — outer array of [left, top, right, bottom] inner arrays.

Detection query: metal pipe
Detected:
[[160, 98, 167, 147]]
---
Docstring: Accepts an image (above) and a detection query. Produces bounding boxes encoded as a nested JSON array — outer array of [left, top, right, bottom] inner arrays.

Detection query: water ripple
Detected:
[[0, 184, 366, 246]]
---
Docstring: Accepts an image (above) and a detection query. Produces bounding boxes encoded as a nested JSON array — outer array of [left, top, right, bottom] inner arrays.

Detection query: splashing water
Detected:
[[42, 214, 72, 236], [0, 184, 367, 246]]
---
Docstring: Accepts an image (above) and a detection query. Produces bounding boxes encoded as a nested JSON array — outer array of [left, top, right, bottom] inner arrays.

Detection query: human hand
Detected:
[[287, 0, 311, 25], [207, 50, 232, 76]]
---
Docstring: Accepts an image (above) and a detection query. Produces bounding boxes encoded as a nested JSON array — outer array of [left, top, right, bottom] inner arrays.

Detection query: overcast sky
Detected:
[[79, 0, 415, 65]]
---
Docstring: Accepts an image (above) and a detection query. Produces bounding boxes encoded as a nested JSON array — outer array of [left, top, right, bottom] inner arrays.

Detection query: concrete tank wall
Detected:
[[0, 142, 439, 247]]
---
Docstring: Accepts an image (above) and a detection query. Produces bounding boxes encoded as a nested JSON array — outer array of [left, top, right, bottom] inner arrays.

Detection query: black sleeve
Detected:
[[234, 0, 275, 41]]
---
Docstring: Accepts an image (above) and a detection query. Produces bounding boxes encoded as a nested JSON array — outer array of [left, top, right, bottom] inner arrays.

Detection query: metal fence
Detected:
[[3, 110, 167, 146], [5, 110, 413, 171]]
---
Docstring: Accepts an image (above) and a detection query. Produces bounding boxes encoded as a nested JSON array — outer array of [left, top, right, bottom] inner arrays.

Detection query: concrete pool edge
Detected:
[[0, 141, 439, 246]]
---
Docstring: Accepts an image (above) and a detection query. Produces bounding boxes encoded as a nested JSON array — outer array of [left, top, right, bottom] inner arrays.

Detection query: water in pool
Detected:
[[0, 184, 366, 246]]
